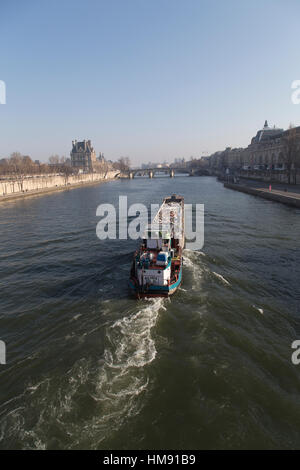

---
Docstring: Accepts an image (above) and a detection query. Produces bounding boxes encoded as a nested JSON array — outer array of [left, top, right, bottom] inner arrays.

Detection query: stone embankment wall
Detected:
[[238, 170, 300, 185], [215, 170, 300, 185], [0, 171, 118, 197]]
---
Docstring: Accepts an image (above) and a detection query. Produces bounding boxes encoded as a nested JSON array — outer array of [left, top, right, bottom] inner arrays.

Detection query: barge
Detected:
[[129, 194, 184, 298]]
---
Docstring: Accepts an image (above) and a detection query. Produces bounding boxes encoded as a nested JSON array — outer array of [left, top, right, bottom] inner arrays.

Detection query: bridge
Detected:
[[123, 167, 196, 179]]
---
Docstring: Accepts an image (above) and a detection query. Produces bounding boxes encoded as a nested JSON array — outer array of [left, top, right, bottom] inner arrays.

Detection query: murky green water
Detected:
[[0, 176, 299, 449]]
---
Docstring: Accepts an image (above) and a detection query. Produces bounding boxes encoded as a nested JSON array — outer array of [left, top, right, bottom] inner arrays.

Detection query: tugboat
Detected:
[[129, 195, 184, 298]]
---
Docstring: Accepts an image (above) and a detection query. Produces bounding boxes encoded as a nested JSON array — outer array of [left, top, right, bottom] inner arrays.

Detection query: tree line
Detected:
[[0, 153, 71, 177], [0, 153, 131, 177]]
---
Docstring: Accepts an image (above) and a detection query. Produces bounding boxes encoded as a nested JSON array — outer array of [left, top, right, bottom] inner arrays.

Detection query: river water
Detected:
[[0, 176, 299, 449]]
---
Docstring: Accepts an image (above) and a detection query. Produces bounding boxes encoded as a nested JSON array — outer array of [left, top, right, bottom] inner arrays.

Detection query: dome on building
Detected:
[[251, 120, 284, 144]]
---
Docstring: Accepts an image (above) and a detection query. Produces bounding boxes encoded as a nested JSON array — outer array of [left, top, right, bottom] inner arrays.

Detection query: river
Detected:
[[0, 176, 299, 449]]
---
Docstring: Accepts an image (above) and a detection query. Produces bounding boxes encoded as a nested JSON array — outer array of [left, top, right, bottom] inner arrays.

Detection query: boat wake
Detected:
[[91, 298, 164, 439], [183, 249, 206, 284], [212, 271, 231, 286], [0, 298, 164, 449], [252, 304, 264, 315]]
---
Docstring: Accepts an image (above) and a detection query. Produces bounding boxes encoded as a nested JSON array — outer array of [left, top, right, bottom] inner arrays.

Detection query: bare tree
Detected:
[[9, 152, 23, 175], [295, 146, 300, 183], [0, 158, 10, 175], [23, 156, 35, 175], [49, 155, 60, 164], [93, 159, 107, 175], [117, 156, 131, 172]]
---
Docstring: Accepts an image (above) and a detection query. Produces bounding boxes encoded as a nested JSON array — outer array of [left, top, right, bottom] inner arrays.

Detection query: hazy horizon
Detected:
[[1, 0, 300, 165]]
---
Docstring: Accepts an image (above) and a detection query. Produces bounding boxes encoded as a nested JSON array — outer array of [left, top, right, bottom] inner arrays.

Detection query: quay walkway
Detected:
[[224, 179, 300, 208]]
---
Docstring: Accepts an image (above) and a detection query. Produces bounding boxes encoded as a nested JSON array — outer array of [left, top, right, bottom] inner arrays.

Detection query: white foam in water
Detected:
[[0, 299, 165, 450], [70, 313, 82, 322], [253, 305, 264, 315], [90, 298, 165, 439], [184, 248, 206, 257], [212, 271, 231, 286], [105, 298, 163, 367], [183, 249, 205, 284], [182, 255, 194, 268]]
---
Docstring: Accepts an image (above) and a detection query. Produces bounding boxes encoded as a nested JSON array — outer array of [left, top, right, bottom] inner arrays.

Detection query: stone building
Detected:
[[70, 140, 96, 171], [246, 120, 285, 169], [209, 121, 300, 172], [209, 147, 244, 172]]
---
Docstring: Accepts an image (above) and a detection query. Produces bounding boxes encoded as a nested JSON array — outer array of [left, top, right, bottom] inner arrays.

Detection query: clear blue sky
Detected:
[[0, 0, 300, 165]]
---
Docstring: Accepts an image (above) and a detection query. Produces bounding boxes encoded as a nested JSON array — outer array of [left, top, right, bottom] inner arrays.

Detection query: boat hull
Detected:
[[129, 264, 182, 298]]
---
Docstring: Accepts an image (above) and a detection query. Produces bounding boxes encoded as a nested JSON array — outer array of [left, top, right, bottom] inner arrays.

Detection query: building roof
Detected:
[[71, 139, 94, 153], [251, 120, 284, 144]]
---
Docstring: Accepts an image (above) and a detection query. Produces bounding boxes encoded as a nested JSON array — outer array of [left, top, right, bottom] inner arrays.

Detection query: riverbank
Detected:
[[224, 180, 300, 208], [0, 175, 117, 203]]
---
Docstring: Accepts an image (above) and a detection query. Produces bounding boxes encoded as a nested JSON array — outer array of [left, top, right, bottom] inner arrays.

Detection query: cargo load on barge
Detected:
[[129, 195, 184, 298]]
